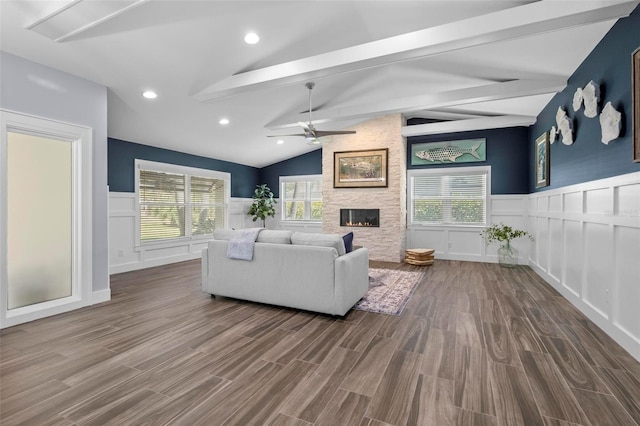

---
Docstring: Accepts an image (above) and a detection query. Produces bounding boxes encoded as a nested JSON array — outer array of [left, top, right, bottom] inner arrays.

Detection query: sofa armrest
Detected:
[[334, 247, 369, 315]]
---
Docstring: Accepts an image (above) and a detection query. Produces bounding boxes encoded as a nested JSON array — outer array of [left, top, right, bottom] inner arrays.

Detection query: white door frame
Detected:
[[0, 109, 93, 328]]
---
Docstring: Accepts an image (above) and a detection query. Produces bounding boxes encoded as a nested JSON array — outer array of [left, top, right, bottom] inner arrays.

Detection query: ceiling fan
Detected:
[[269, 82, 356, 145]]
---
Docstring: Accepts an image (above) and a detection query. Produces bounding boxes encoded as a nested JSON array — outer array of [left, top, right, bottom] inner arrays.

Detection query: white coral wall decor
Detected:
[[556, 106, 574, 145], [582, 80, 600, 118], [550, 125, 557, 144], [599, 102, 622, 145], [572, 87, 583, 112]]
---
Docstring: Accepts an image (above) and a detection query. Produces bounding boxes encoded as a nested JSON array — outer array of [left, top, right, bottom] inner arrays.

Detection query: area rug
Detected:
[[354, 268, 426, 316]]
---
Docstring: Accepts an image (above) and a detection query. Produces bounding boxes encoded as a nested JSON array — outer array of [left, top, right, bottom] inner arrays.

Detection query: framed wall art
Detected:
[[633, 47, 640, 162], [334, 148, 388, 188], [535, 132, 550, 188]]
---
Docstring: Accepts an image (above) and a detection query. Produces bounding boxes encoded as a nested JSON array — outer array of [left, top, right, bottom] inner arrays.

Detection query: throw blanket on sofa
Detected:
[[226, 228, 263, 260]]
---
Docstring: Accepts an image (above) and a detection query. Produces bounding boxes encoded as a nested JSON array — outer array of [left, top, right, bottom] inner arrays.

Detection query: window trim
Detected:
[[279, 174, 323, 223], [135, 159, 230, 247], [407, 166, 491, 228]]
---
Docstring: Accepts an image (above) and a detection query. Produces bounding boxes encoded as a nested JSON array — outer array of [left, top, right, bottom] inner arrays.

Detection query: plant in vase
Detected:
[[480, 223, 533, 267], [248, 184, 277, 227]]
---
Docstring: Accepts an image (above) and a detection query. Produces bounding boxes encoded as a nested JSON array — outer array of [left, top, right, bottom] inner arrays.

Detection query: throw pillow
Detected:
[[342, 232, 354, 253]]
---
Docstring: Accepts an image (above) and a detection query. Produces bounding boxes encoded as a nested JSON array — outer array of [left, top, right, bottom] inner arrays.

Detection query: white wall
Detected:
[[528, 171, 640, 361], [112, 191, 528, 272], [0, 52, 109, 296], [407, 195, 530, 263], [108, 192, 323, 274], [109, 194, 253, 274]]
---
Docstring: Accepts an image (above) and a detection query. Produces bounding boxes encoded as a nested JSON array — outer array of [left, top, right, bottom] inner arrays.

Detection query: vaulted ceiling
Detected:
[[1, 1, 638, 167]]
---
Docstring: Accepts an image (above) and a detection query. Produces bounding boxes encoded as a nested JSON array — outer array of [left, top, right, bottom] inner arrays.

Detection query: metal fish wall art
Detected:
[[415, 142, 482, 163]]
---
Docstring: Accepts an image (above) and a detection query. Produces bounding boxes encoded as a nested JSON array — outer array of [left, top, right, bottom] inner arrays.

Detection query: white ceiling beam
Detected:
[[403, 110, 489, 121], [266, 78, 565, 130], [193, 1, 637, 101], [401, 115, 536, 137], [26, 0, 149, 42]]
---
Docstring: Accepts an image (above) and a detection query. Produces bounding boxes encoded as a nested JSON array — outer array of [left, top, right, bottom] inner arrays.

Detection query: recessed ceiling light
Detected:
[[142, 90, 157, 99], [219, 118, 230, 125], [244, 32, 260, 44], [276, 140, 284, 145]]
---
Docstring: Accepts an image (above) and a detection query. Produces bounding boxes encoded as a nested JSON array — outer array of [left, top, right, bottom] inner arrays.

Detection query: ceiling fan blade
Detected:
[[267, 133, 306, 137], [313, 130, 357, 137]]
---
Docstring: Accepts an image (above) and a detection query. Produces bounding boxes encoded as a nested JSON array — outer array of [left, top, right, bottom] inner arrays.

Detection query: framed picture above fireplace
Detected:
[[334, 148, 388, 188]]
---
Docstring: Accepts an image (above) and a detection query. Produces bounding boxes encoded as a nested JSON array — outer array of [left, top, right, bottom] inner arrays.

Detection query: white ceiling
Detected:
[[1, 0, 637, 168]]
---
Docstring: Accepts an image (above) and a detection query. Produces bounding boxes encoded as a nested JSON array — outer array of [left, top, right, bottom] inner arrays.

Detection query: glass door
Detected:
[[1, 110, 92, 328], [7, 131, 73, 310]]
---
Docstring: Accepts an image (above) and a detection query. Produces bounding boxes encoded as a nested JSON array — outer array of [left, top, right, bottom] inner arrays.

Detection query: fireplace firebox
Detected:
[[340, 209, 379, 227]]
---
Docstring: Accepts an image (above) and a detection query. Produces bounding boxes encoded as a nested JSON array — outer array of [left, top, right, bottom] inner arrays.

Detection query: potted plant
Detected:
[[248, 184, 277, 227], [480, 223, 533, 267]]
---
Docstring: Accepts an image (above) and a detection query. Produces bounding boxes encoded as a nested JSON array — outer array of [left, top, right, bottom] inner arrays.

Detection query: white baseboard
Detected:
[[109, 252, 202, 275], [92, 288, 111, 304]]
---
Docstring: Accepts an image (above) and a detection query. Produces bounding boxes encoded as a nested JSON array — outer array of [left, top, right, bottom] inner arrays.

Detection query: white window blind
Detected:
[[409, 168, 489, 225], [190, 176, 226, 236], [136, 160, 230, 244], [280, 175, 322, 221], [139, 170, 186, 241]]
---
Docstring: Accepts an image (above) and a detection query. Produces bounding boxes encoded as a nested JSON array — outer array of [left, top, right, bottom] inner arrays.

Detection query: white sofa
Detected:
[[201, 229, 369, 316]]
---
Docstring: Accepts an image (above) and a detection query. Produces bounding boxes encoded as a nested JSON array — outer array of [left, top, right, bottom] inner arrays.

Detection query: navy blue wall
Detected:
[[108, 138, 260, 198], [407, 127, 530, 194], [529, 6, 640, 192], [259, 149, 323, 198]]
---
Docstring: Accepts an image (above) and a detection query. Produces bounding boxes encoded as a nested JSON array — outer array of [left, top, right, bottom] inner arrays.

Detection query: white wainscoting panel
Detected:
[[535, 217, 549, 272], [528, 171, 640, 361], [615, 226, 640, 341], [407, 195, 530, 263], [563, 219, 583, 297], [108, 193, 253, 274], [583, 222, 611, 318], [548, 218, 562, 282]]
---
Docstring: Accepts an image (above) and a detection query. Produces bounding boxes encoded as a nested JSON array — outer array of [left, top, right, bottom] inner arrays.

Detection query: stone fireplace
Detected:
[[322, 114, 407, 262]]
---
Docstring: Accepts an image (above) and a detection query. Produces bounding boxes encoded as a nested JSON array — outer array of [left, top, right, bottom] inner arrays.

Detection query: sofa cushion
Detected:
[[342, 232, 354, 253], [291, 232, 346, 256], [256, 230, 293, 244], [213, 229, 234, 241]]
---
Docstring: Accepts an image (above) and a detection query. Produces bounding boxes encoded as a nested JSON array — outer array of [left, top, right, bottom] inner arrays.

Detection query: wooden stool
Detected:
[[404, 248, 435, 266]]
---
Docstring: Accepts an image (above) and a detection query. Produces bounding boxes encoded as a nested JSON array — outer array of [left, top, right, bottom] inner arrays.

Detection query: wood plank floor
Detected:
[[1, 259, 639, 425]]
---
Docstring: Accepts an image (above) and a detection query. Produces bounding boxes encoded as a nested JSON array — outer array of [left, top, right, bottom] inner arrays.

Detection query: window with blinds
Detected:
[[409, 167, 489, 226], [280, 175, 322, 221], [136, 160, 230, 243], [139, 170, 186, 241], [190, 176, 227, 237]]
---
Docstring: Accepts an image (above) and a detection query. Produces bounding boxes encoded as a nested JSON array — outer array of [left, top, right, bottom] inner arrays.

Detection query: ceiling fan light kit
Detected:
[[268, 82, 356, 142]]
